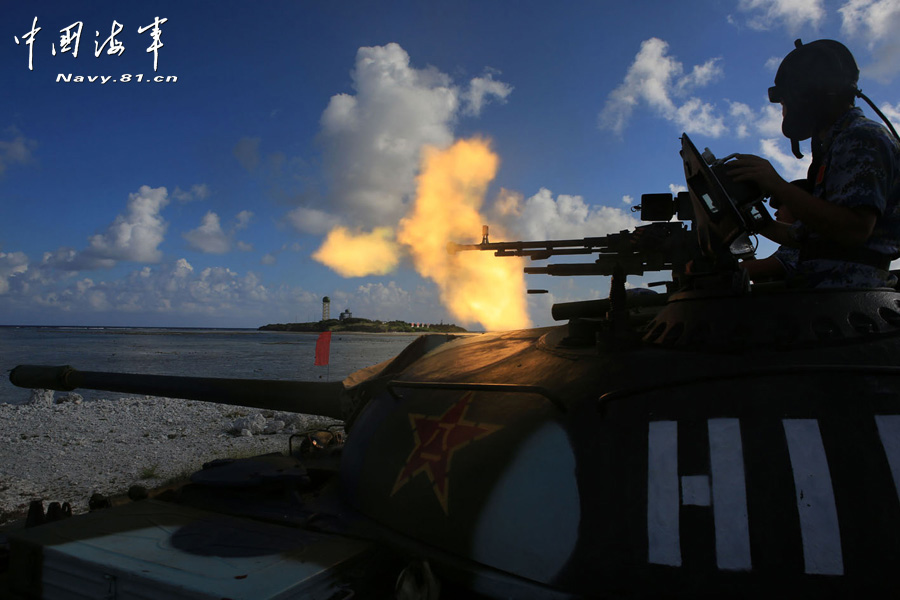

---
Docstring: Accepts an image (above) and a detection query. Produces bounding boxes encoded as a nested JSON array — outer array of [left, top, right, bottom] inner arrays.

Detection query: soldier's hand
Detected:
[[727, 154, 788, 195]]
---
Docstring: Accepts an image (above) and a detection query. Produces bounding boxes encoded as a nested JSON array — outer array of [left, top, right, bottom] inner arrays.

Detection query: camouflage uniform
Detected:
[[788, 107, 900, 288], [773, 245, 799, 278]]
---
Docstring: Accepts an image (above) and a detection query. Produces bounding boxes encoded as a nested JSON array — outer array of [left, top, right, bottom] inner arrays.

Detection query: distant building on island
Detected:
[[322, 296, 331, 321], [339, 308, 353, 321]]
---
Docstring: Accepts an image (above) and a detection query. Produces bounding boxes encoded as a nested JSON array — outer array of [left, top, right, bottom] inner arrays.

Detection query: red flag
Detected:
[[314, 331, 332, 366]]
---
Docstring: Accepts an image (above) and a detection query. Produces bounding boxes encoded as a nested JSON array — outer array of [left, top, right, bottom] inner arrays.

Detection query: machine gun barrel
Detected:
[[448, 237, 611, 260], [9, 365, 345, 419], [524, 264, 610, 277], [449, 223, 687, 266]]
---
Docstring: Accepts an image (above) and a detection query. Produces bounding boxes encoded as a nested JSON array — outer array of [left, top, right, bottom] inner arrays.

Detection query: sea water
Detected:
[[0, 327, 419, 405]]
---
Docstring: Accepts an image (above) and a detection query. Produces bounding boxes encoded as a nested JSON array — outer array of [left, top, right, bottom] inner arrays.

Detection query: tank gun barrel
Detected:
[[9, 364, 345, 419]]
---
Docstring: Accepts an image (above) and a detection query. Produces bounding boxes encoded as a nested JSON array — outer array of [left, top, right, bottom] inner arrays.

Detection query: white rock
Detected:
[[56, 393, 83, 405], [231, 413, 266, 434], [28, 389, 55, 407], [263, 420, 285, 435], [0, 397, 300, 527]]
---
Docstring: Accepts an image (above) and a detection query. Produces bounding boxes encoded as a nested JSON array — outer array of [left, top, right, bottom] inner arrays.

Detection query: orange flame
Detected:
[[398, 138, 531, 331], [312, 226, 400, 277], [313, 138, 531, 331]]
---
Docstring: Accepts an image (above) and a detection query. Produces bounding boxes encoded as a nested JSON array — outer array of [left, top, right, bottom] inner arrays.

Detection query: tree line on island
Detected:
[[259, 317, 468, 333]]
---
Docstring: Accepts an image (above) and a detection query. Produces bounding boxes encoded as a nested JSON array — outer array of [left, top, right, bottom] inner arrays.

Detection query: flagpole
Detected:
[[314, 331, 332, 381]]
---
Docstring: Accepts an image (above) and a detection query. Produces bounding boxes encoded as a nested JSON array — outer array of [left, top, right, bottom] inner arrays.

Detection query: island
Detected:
[[259, 318, 468, 334]]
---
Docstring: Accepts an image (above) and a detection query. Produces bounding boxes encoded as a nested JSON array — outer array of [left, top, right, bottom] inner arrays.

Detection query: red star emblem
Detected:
[[391, 392, 502, 514]]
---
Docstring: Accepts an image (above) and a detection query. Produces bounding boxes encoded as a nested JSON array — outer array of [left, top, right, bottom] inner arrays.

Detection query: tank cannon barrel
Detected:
[[9, 364, 345, 419]]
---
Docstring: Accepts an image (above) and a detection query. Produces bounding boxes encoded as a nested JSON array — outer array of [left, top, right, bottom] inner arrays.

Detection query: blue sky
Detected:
[[1, 0, 898, 329]]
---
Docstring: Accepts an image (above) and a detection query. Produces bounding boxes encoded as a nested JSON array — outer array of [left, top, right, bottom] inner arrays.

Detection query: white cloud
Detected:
[[285, 206, 342, 235], [356, 281, 410, 308], [599, 38, 726, 137], [259, 242, 303, 267], [675, 98, 728, 137], [234, 210, 253, 230], [183, 212, 229, 254], [881, 101, 900, 131], [677, 58, 723, 91], [760, 138, 812, 181], [730, 102, 755, 138], [329, 281, 416, 321], [87, 186, 169, 264], [0, 251, 28, 294], [1, 251, 440, 326], [840, 0, 900, 40], [765, 56, 783, 71], [0, 130, 37, 175], [24, 258, 314, 323], [840, 0, 900, 82], [43, 186, 171, 272], [623, 195, 634, 205], [736, 0, 826, 31], [172, 183, 210, 202], [756, 103, 784, 137], [183, 210, 255, 254], [236, 240, 253, 252], [728, 101, 783, 140], [492, 188, 640, 240], [233, 137, 261, 172], [319, 43, 506, 228], [463, 72, 513, 116]]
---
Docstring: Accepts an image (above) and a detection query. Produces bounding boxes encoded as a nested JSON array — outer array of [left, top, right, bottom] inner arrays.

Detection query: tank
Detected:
[[4, 134, 900, 599]]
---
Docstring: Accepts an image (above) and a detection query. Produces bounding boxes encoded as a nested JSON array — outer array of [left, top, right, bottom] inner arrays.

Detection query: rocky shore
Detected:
[[0, 389, 342, 527]]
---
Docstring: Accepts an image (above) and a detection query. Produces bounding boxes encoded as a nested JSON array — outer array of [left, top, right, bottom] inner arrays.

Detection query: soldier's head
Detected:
[[768, 39, 859, 146]]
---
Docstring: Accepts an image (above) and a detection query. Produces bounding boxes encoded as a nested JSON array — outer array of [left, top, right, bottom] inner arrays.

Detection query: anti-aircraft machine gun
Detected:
[[6, 134, 900, 599], [450, 133, 775, 341]]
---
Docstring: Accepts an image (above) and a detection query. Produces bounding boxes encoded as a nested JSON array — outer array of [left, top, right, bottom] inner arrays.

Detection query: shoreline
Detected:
[[0, 394, 340, 528], [262, 330, 484, 336]]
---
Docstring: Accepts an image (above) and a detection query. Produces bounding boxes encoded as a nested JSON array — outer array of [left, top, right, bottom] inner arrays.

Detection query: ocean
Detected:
[[0, 326, 419, 406]]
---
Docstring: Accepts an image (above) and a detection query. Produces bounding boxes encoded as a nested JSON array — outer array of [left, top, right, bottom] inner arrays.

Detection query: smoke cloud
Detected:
[[397, 138, 530, 331], [312, 227, 400, 277]]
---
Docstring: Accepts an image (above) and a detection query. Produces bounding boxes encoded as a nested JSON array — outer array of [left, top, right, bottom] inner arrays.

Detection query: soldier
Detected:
[[729, 39, 900, 288]]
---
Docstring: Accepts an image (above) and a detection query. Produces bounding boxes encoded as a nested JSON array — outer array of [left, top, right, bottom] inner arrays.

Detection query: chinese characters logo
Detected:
[[14, 16, 169, 72]]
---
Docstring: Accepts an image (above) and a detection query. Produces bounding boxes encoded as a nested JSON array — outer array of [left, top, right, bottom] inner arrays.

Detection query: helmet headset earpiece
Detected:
[[768, 39, 859, 158], [769, 39, 900, 159]]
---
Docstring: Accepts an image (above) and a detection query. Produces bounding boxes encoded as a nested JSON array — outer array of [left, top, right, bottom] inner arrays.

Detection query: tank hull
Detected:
[[7, 289, 900, 598], [342, 289, 900, 597]]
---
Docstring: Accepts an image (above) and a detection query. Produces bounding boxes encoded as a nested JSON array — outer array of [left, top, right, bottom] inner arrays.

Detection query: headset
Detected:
[[768, 39, 900, 158]]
